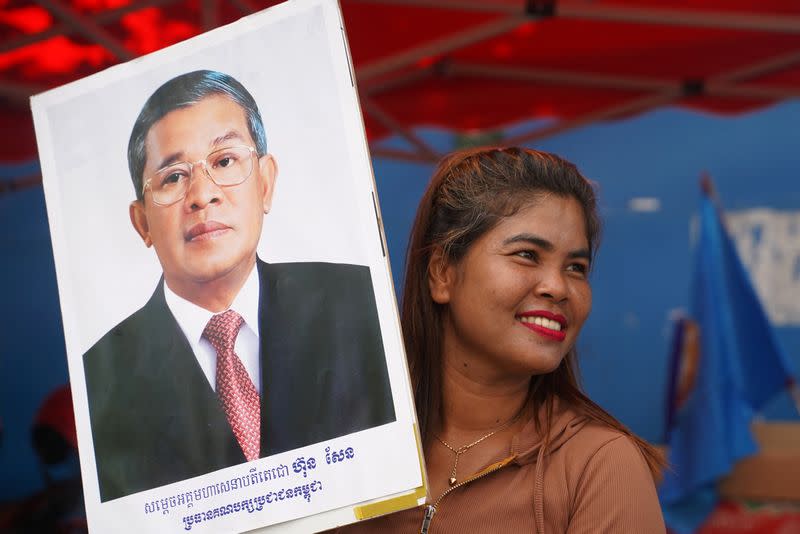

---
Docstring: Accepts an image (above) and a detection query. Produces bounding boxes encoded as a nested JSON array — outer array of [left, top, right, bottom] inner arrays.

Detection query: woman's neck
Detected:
[[437, 353, 531, 436]]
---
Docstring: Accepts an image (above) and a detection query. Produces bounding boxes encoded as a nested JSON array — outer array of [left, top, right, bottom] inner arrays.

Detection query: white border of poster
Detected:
[[30, 0, 425, 532]]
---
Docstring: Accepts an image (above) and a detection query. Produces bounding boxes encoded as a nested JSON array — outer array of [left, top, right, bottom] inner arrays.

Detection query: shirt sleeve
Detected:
[[566, 435, 666, 534]]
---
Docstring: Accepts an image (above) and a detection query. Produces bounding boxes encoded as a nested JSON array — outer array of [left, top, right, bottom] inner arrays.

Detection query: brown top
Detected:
[[336, 406, 665, 534]]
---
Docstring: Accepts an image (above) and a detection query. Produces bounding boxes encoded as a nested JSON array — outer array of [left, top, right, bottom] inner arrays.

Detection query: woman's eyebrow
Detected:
[[504, 233, 591, 262], [569, 249, 592, 261], [503, 233, 553, 251]]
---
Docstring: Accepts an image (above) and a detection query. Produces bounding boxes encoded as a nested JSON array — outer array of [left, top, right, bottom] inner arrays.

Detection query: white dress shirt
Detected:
[[163, 266, 261, 394]]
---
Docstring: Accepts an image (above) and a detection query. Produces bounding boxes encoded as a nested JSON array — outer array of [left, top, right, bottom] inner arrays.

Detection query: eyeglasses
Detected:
[[142, 145, 257, 206]]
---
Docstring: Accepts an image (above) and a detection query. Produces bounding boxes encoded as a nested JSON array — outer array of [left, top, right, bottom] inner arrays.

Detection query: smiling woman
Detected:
[[336, 147, 666, 533], [428, 194, 593, 382]]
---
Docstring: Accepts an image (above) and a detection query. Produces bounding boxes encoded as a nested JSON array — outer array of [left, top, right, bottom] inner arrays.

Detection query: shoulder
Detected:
[[83, 287, 166, 368], [560, 421, 653, 484], [568, 421, 640, 461], [261, 260, 369, 280], [560, 422, 666, 533], [83, 306, 145, 359], [260, 261, 373, 297]]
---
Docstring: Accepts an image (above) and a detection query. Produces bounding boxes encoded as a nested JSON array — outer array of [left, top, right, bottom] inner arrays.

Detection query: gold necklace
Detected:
[[435, 411, 522, 486]]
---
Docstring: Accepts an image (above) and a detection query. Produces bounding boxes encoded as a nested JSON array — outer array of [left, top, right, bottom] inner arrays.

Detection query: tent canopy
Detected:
[[1, 0, 799, 169]]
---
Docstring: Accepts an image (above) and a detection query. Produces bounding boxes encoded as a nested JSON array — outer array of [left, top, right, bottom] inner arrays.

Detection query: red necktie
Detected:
[[203, 310, 260, 461]]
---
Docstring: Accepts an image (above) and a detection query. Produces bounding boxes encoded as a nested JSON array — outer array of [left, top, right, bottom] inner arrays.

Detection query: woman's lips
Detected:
[[185, 221, 231, 242], [517, 310, 567, 341]]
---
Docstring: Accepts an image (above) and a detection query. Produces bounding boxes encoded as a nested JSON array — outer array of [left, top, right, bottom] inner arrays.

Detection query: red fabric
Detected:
[[34, 384, 78, 450], [689, 500, 800, 534], [347, 2, 800, 138], [1, 0, 799, 160], [0, 109, 38, 164]]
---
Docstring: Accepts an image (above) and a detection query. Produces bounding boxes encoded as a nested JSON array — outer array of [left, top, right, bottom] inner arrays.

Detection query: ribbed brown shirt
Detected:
[[337, 407, 665, 533]]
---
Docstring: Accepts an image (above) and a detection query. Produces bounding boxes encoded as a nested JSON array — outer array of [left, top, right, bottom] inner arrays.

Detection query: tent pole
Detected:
[[357, 15, 527, 83], [558, 5, 800, 35], [0, 0, 179, 54], [503, 90, 681, 147], [34, 0, 134, 60], [362, 96, 440, 162]]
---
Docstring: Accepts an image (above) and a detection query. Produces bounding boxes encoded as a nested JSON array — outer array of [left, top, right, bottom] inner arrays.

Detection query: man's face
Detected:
[[130, 95, 276, 303]]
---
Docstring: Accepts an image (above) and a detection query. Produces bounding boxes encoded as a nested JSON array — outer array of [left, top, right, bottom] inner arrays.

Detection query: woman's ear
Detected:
[[428, 247, 454, 304]]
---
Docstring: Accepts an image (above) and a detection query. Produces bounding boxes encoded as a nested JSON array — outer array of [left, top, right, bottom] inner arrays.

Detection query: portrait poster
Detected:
[[30, 0, 426, 531]]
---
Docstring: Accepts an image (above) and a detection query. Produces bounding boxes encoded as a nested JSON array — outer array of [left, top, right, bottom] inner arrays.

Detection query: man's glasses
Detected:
[[142, 145, 257, 206]]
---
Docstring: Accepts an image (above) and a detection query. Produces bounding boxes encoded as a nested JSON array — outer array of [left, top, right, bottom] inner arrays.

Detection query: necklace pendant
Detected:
[[448, 477, 457, 486]]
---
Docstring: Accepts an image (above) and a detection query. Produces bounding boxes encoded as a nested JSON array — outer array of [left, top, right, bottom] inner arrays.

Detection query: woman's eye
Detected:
[[566, 263, 588, 275], [515, 250, 537, 261]]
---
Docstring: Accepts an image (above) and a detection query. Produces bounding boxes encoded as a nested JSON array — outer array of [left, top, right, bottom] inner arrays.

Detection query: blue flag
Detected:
[[660, 189, 795, 533]]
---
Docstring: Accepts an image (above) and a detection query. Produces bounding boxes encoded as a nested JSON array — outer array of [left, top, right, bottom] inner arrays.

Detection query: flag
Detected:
[[660, 185, 795, 533]]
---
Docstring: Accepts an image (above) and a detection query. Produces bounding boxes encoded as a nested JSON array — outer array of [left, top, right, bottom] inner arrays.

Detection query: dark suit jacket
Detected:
[[83, 260, 395, 502]]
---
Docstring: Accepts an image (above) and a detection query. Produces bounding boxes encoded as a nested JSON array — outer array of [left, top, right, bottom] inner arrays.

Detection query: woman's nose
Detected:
[[535, 267, 568, 302]]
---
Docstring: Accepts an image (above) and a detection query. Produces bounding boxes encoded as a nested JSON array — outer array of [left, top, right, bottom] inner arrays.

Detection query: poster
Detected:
[[30, 0, 425, 531]]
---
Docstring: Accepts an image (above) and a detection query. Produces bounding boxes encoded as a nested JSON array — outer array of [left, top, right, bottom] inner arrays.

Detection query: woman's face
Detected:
[[431, 195, 592, 382]]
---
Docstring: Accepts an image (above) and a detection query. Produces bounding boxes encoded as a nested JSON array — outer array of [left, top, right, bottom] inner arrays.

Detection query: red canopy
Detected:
[[1, 0, 799, 167]]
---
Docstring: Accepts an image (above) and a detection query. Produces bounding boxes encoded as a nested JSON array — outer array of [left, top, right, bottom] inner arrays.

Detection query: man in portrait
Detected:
[[83, 70, 395, 502]]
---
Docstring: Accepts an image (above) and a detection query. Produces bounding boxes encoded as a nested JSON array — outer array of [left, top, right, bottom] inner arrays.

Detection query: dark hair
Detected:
[[127, 70, 268, 201], [402, 146, 664, 479]]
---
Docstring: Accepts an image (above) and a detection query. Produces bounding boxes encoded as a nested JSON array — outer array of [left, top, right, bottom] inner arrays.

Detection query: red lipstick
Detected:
[[185, 221, 230, 242], [517, 310, 567, 341]]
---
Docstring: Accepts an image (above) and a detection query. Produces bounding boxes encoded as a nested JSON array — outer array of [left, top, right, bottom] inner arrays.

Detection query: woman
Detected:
[[341, 147, 665, 533]]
